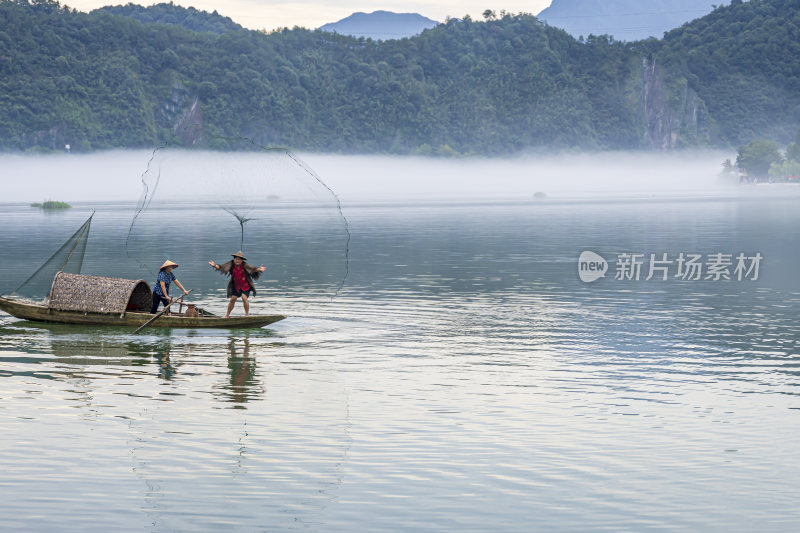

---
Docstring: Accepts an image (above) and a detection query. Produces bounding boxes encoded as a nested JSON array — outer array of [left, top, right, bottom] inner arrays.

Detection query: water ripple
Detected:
[[2, 199, 800, 530]]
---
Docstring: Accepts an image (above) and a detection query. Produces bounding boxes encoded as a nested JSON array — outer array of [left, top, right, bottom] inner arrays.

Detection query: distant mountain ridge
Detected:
[[97, 2, 242, 34], [537, 0, 725, 41], [318, 10, 439, 40]]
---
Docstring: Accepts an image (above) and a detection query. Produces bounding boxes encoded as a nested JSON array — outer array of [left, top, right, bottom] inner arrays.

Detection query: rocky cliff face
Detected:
[[160, 85, 204, 147], [640, 57, 711, 149], [174, 97, 203, 146]]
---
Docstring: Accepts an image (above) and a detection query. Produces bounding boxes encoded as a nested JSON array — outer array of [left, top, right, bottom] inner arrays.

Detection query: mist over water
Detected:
[[1, 149, 737, 204], [1, 150, 147, 203], [304, 150, 738, 201]]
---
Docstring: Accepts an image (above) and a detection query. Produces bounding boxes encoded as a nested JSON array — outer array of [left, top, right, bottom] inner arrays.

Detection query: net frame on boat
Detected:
[[12, 213, 93, 300]]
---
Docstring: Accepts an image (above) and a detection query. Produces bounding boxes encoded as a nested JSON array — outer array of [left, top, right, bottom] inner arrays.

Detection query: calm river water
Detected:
[[2, 185, 800, 531]]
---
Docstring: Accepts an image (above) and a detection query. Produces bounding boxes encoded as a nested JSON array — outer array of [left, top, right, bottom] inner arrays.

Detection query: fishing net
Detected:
[[125, 141, 350, 301], [11, 213, 92, 300]]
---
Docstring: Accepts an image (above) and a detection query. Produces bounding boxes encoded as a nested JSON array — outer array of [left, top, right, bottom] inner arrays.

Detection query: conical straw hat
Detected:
[[231, 251, 247, 260], [160, 260, 179, 270]]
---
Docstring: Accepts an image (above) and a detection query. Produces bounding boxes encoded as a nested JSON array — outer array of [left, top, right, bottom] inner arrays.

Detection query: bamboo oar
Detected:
[[133, 289, 193, 334]]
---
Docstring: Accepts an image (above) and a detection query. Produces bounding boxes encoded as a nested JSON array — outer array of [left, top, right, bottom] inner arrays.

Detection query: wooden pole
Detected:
[[133, 289, 193, 334]]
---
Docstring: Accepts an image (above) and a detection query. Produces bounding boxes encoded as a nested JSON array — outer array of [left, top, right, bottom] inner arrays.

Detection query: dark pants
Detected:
[[232, 287, 252, 298], [150, 292, 169, 314]]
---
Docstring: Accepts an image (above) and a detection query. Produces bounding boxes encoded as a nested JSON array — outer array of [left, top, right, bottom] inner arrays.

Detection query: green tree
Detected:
[[736, 140, 783, 179], [769, 159, 800, 180], [786, 128, 800, 162], [720, 158, 736, 180], [787, 141, 800, 163]]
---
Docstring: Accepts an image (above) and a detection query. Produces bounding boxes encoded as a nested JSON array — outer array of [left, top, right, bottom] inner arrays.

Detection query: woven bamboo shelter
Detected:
[[47, 272, 151, 315]]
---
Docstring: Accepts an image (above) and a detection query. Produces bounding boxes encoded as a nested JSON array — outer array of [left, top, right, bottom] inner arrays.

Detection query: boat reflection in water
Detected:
[[3, 317, 283, 402], [1, 310, 351, 530]]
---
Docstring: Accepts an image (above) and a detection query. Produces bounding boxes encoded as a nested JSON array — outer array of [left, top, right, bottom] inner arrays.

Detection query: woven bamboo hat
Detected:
[[160, 260, 179, 270], [231, 251, 247, 261]]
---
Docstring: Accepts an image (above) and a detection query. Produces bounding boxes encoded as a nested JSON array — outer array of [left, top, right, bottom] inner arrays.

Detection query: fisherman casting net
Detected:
[[125, 144, 350, 302]]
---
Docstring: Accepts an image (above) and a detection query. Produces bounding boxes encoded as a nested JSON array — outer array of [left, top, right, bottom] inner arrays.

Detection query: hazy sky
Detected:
[[64, 1, 554, 31]]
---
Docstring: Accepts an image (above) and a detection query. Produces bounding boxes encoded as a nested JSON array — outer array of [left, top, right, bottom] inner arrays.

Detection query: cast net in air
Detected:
[[125, 143, 350, 302]]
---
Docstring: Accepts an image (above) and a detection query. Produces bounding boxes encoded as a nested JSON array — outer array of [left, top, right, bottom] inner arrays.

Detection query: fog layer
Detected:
[[1, 150, 740, 204]]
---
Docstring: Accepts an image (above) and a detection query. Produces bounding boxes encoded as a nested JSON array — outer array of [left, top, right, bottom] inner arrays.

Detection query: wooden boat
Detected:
[[0, 272, 285, 329]]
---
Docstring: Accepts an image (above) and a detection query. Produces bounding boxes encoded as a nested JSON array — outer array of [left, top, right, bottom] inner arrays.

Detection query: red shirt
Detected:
[[232, 264, 251, 292]]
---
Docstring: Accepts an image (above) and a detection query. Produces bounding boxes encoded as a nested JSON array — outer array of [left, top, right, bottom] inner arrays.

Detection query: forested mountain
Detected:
[[537, 0, 721, 42], [318, 11, 439, 40], [97, 2, 241, 34], [654, 0, 800, 146], [0, 0, 798, 154]]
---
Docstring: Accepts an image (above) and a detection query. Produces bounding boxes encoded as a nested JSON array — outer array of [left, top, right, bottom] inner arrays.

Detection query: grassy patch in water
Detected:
[[30, 200, 72, 209]]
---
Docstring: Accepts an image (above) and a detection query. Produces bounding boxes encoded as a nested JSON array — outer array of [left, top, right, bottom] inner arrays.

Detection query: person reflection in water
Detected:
[[228, 336, 257, 405], [147, 338, 176, 380], [208, 251, 267, 318], [155, 346, 176, 380]]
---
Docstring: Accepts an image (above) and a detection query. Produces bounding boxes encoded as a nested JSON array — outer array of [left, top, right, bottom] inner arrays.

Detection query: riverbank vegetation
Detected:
[[1, 0, 799, 155], [727, 129, 800, 182]]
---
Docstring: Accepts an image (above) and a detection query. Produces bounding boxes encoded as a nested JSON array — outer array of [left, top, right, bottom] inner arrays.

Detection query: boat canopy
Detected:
[[47, 272, 151, 315]]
